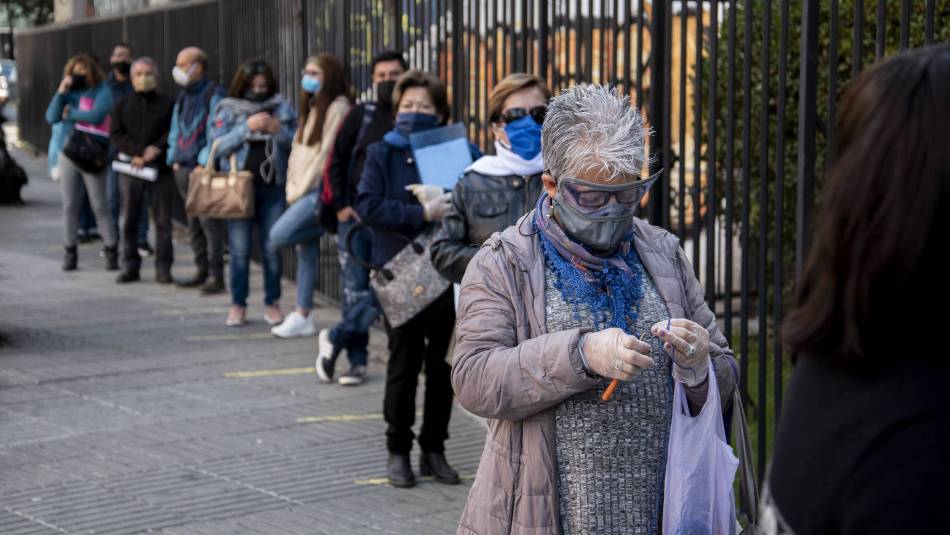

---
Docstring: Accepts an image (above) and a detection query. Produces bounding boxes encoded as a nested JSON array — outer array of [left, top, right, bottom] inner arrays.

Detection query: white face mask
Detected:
[[172, 64, 194, 87]]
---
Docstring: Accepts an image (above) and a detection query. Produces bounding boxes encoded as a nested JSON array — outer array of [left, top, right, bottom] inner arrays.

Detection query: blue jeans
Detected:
[[330, 219, 378, 367], [107, 167, 149, 244], [267, 190, 323, 311], [228, 183, 286, 307]]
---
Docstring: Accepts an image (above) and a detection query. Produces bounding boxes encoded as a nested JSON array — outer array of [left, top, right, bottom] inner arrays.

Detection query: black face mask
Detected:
[[376, 80, 396, 107], [112, 61, 131, 76], [243, 90, 270, 103], [71, 74, 87, 90]]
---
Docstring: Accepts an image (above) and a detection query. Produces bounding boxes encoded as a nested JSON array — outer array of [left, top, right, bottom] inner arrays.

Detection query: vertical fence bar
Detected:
[[774, 0, 790, 431], [724, 0, 737, 348], [692, 2, 703, 277], [900, 0, 910, 51], [853, 0, 864, 78], [925, 0, 935, 45], [648, 0, 668, 227], [677, 0, 687, 240], [797, 0, 818, 278], [706, 0, 717, 312], [740, 0, 753, 404], [828, 0, 839, 167], [875, 0, 885, 60], [757, 0, 771, 482]]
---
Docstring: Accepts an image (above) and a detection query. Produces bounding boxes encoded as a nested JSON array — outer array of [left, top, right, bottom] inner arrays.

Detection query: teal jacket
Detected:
[[45, 82, 113, 173]]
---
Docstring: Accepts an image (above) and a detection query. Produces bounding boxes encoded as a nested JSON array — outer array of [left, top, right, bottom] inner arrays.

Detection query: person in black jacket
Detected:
[[109, 58, 175, 284], [317, 50, 407, 386], [430, 73, 550, 283], [765, 44, 950, 534], [356, 70, 478, 489]]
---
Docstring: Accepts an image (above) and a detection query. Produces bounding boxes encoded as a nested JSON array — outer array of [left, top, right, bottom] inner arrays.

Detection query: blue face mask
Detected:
[[394, 112, 440, 136], [503, 115, 543, 160], [301, 75, 321, 94]]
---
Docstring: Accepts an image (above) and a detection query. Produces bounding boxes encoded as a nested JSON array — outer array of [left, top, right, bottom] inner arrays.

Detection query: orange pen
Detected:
[[601, 333, 647, 402]]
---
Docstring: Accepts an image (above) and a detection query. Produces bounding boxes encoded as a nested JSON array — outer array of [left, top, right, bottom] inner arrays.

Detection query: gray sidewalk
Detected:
[[0, 147, 484, 534]]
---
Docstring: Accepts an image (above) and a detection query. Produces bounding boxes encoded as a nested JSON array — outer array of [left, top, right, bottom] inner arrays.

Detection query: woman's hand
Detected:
[[58, 76, 72, 95], [651, 319, 710, 386], [422, 192, 452, 221], [246, 112, 273, 133], [405, 184, 445, 204], [581, 328, 654, 381], [337, 206, 360, 223]]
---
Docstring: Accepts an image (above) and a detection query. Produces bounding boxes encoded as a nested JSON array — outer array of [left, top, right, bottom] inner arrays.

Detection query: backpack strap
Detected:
[[346, 102, 377, 180]]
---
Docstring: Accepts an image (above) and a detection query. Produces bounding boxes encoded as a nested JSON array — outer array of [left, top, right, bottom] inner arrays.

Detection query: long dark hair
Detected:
[[297, 54, 352, 146], [227, 59, 278, 99], [783, 44, 950, 361]]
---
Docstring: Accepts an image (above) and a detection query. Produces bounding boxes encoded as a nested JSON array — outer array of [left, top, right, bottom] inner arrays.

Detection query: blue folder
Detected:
[[409, 122, 473, 190]]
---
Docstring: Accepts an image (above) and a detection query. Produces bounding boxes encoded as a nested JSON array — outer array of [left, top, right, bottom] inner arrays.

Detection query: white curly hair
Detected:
[[541, 83, 648, 184]]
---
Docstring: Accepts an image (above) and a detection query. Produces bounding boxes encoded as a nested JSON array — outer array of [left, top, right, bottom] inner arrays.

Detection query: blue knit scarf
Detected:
[[534, 194, 645, 333]]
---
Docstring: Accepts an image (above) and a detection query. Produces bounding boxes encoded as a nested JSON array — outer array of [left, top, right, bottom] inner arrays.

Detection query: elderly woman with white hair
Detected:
[[452, 84, 738, 534]]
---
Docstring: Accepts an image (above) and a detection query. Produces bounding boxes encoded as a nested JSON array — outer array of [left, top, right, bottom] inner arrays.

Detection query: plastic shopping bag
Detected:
[[663, 360, 740, 535]]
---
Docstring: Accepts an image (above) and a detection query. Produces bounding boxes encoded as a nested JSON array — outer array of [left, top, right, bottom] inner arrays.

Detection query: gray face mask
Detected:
[[553, 193, 635, 253], [551, 171, 661, 253]]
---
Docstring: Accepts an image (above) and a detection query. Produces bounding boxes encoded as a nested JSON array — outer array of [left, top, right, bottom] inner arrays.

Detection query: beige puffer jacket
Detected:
[[452, 212, 738, 534]]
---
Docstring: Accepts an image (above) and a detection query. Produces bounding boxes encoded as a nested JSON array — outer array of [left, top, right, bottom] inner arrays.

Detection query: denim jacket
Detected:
[[208, 94, 296, 185]]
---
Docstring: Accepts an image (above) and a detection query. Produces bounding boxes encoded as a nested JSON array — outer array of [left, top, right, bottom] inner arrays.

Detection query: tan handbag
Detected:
[[185, 140, 255, 219]]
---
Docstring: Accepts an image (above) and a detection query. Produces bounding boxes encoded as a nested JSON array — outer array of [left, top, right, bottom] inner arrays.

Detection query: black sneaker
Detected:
[[138, 242, 154, 258], [338, 366, 367, 386], [315, 328, 339, 383]]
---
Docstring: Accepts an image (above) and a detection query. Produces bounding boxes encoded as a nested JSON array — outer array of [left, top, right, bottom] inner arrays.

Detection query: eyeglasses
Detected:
[[496, 105, 547, 126], [555, 170, 662, 209]]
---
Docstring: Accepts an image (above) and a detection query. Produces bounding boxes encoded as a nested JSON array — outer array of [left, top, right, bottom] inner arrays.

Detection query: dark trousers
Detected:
[[383, 289, 455, 454], [174, 166, 225, 278], [119, 172, 175, 274]]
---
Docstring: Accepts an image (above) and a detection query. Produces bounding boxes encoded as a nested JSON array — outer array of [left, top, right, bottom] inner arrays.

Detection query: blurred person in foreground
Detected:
[[451, 84, 737, 534], [764, 44, 950, 535]]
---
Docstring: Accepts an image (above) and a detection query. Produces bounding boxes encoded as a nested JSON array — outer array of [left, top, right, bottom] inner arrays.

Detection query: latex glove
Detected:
[[651, 319, 711, 387], [579, 328, 654, 381], [422, 192, 453, 222], [405, 184, 445, 204]]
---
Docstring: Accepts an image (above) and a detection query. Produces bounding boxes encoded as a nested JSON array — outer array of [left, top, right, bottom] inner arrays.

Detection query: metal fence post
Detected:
[[796, 0, 818, 277]]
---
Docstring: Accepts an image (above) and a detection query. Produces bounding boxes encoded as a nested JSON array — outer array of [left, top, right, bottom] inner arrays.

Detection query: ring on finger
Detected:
[[686, 343, 697, 358], [613, 359, 624, 372]]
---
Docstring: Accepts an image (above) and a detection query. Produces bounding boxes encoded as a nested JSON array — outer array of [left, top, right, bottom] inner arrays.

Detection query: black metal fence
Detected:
[[15, 0, 947, 476]]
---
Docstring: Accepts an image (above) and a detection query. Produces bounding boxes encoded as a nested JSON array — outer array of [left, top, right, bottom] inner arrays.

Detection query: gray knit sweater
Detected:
[[545, 265, 673, 534]]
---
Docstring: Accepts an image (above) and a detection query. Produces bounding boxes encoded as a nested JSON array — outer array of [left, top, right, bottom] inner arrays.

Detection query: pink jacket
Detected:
[[452, 212, 738, 534]]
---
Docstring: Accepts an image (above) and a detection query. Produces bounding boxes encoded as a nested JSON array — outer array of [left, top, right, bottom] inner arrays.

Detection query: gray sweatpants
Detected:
[[59, 154, 117, 248]]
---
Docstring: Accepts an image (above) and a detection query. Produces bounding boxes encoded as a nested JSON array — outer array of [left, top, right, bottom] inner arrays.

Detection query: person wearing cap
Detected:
[[450, 84, 738, 534]]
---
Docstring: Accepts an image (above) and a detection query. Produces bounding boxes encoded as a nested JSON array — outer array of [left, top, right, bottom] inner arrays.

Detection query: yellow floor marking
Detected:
[[354, 474, 475, 486], [296, 413, 383, 424], [155, 307, 230, 316], [187, 332, 275, 342], [225, 367, 315, 378]]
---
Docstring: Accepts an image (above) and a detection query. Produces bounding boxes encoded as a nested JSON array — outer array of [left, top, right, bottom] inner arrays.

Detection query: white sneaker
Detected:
[[271, 311, 316, 338], [315, 328, 337, 383]]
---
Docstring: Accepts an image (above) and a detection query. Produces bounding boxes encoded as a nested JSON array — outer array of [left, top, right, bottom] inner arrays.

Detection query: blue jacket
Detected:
[[356, 140, 427, 266], [166, 78, 226, 168], [356, 137, 481, 267], [45, 82, 113, 173], [208, 95, 296, 185]]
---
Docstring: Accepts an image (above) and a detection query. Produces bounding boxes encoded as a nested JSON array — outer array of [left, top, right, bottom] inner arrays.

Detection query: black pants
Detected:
[[119, 172, 175, 274], [174, 166, 225, 278], [383, 289, 455, 454]]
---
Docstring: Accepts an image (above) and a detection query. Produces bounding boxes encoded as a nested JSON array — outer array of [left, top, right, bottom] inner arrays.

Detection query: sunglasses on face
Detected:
[[496, 105, 547, 126], [556, 170, 662, 209], [243, 62, 269, 76]]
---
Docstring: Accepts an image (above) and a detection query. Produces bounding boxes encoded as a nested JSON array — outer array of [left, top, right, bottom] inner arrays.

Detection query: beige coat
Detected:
[[452, 213, 738, 534], [285, 96, 349, 204]]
